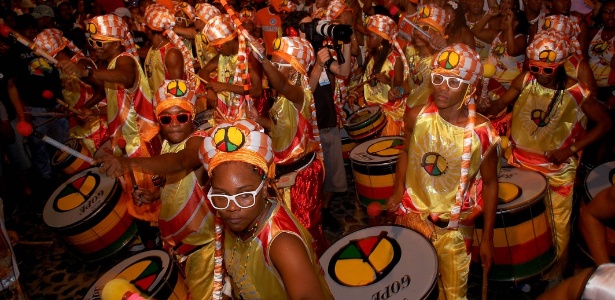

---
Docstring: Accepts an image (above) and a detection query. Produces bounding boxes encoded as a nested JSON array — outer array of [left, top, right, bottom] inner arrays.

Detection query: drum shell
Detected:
[[94, 139, 114, 158], [51, 139, 92, 176], [194, 109, 213, 132], [350, 137, 402, 207], [340, 127, 356, 166], [43, 168, 137, 261], [581, 161, 615, 260], [320, 225, 438, 300], [345, 107, 387, 141], [472, 168, 556, 282], [83, 250, 189, 300]]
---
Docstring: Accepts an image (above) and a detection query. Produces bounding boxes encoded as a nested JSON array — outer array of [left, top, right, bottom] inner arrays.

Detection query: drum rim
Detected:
[[495, 167, 549, 212], [349, 136, 403, 164], [346, 106, 382, 129], [94, 139, 113, 158], [83, 249, 175, 299], [51, 139, 83, 167], [322, 225, 439, 299], [584, 161, 615, 200], [347, 114, 387, 139]]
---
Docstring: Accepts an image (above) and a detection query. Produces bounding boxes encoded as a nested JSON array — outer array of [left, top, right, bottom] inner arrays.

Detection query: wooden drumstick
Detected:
[[187, 70, 208, 84], [42, 90, 84, 116], [0, 25, 59, 64], [117, 138, 141, 206], [18, 240, 53, 246]]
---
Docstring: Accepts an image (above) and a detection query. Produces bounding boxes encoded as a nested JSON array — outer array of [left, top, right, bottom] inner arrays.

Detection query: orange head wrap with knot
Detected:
[[155, 79, 196, 117], [34, 28, 82, 57], [86, 14, 138, 56]]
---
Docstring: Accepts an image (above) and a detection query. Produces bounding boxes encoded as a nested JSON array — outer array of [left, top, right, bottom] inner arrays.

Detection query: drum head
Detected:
[[94, 139, 114, 158], [43, 167, 117, 229], [320, 226, 438, 300], [585, 161, 615, 200], [83, 250, 172, 299], [52, 139, 80, 166], [350, 136, 403, 166], [347, 106, 381, 128], [194, 109, 213, 131], [496, 167, 547, 211]]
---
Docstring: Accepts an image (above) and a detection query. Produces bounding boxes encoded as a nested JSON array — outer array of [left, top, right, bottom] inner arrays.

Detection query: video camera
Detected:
[[298, 18, 353, 64]]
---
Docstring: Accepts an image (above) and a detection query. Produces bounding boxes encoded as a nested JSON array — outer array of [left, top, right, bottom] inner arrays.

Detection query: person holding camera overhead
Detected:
[[247, 36, 328, 256], [348, 14, 409, 136]]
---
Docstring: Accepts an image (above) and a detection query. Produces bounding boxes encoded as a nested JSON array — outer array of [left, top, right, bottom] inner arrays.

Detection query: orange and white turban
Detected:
[[145, 3, 196, 90], [324, 0, 347, 21], [34, 28, 81, 57], [155, 79, 196, 117], [431, 43, 483, 86], [199, 119, 274, 176], [86, 14, 137, 56], [272, 36, 315, 76], [527, 30, 570, 64], [416, 4, 450, 36], [239, 7, 256, 23], [195, 3, 220, 22], [539, 15, 581, 56], [366, 14, 409, 77], [175, 2, 196, 23], [203, 14, 238, 46]]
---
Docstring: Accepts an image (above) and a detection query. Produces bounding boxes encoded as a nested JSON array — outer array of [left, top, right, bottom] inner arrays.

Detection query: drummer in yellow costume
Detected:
[[387, 44, 500, 300], [248, 36, 328, 256], [200, 14, 263, 124], [97, 79, 216, 299], [143, 3, 197, 95], [405, 4, 450, 109], [194, 3, 221, 70], [353, 14, 409, 136], [199, 119, 332, 299], [58, 14, 160, 223], [479, 31, 611, 281], [34, 28, 108, 155]]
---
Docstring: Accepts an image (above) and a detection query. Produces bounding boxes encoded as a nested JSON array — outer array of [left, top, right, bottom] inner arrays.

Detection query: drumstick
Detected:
[[187, 70, 208, 84], [42, 90, 84, 116], [117, 138, 141, 206], [18, 240, 53, 246], [25, 111, 69, 118], [0, 25, 59, 64], [27, 131, 95, 164]]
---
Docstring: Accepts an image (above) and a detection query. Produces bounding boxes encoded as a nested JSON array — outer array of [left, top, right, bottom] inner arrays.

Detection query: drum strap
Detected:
[[275, 152, 315, 179], [166, 241, 209, 266]]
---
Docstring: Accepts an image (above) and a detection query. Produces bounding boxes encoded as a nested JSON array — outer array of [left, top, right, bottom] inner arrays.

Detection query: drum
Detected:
[[51, 139, 92, 176], [583, 161, 615, 259], [340, 127, 356, 166], [472, 167, 556, 282], [194, 109, 213, 131], [345, 106, 387, 141], [350, 136, 403, 207], [94, 139, 114, 159], [320, 225, 438, 300], [83, 250, 189, 300], [43, 167, 137, 261]]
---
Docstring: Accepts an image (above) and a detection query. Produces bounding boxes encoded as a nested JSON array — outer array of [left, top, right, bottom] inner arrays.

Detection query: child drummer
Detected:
[[387, 44, 500, 299], [96, 80, 216, 299]]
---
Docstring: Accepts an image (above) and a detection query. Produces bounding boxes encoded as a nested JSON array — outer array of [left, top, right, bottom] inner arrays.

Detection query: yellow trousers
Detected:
[[185, 242, 215, 300], [543, 186, 573, 279]]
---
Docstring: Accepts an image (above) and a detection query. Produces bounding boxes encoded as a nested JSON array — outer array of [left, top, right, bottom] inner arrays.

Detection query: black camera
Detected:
[[299, 18, 353, 64]]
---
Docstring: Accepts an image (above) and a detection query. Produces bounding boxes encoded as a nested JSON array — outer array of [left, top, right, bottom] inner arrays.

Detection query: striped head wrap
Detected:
[[203, 14, 238, 46], [416, 4, 450, 36], [527, 30, 570, 64], [199, 119, 274, 177], [538, 15, 580, 56], [174, 2, 196, 23], [155, 79, 196, 117], [145, 3, 197, 90], [86, 14, 137, 56], [195, 3, 221, 22], [272, 36, 314, 76], [366, 14, 410, 80], [34, 28, 81, 57], [271, 36, 323, 161], [324, 0, 347, 21], [431, 44, 483, 229]]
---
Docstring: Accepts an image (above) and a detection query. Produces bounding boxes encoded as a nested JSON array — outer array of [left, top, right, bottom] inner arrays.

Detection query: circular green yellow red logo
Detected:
[[437, 50, 460, 70], [214, 126, 245, 152], [86, 23, 97, 35], [538, 50, 557, 63], [167, 80, 187, 97]]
